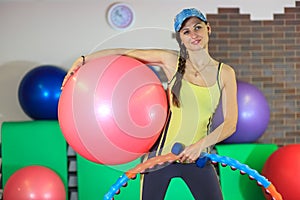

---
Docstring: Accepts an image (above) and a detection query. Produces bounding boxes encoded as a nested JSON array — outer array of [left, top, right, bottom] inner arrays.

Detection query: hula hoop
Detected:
[[104, 143, 282, 200]]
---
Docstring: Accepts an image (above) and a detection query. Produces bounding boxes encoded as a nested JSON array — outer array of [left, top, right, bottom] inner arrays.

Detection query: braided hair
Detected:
[[170, 32, 188, 107]]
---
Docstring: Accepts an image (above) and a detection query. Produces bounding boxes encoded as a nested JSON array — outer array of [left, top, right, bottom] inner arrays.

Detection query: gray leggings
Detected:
[[141, 162, 223, 200]]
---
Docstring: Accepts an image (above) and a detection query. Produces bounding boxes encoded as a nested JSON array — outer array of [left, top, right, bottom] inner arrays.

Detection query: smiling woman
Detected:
[[63, 7, 238, 199]]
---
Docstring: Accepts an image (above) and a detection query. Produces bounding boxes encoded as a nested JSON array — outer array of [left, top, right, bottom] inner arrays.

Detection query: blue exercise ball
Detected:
[[212, 80, 270, 143], [18, 65, 66, 120]]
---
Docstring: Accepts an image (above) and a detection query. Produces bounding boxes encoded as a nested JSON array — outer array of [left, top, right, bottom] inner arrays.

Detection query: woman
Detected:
[[63, 8, 238, 200]]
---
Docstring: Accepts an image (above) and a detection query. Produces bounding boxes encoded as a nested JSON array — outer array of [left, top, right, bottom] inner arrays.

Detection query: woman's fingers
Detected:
[[179, 151, 193, 163], [178, 148, 200, 163]]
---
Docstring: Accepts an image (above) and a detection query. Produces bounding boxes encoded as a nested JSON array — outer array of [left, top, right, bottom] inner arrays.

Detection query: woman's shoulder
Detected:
[[159, 49, 179, 60], [154, 49, 179, 80], [157, 49, 179, 66], [219, 63, 236, 85], [221, 63, 235, 74], [142, 48, 178, 65]]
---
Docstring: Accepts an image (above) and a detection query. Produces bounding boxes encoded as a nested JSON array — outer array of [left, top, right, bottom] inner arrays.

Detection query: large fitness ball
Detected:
[[212, 81, 270, 143], [58, 55, 168, 165], [18, 65, 66, 119], [262, 144, 300, 200], [3, 165, 66, 200]]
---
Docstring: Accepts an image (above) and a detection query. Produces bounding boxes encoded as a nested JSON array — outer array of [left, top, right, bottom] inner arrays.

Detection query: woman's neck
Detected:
[[188, 48, 214, 71]]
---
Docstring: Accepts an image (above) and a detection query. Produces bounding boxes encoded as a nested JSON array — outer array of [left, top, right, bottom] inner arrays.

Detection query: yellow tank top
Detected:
[[156, 63, 223, 155]]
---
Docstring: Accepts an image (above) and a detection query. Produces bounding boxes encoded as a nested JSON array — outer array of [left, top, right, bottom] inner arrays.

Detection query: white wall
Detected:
[[0, 0, 297, 66], [0, 0, 297, 123]]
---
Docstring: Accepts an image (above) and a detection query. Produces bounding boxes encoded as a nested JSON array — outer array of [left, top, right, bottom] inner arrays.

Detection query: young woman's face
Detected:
[[179, 17, 211, 51]]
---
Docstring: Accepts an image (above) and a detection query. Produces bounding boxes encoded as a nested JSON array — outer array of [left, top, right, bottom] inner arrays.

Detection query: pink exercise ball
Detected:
[[262, 144, 300, 200], [3, 165, 66, 200], [58, 55, 168, 165]]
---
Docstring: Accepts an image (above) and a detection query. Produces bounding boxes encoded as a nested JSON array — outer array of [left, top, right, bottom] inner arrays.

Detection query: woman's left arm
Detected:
[[206, 64, 238, 143], [179, 64, 238, 162]]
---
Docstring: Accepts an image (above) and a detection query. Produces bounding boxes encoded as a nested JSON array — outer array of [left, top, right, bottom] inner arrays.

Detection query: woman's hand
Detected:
[[61, 56, 85, 89], [178, 142, 203, 163]]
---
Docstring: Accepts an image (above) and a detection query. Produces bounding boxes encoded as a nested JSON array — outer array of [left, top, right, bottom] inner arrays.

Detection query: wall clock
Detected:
[[107, 3, 135, 30]]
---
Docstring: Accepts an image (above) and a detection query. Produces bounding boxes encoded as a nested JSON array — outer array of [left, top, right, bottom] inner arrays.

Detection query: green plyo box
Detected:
[[77, 155, 195, 200], [215, 143, 278, 200], [1, 121, 68, 198]]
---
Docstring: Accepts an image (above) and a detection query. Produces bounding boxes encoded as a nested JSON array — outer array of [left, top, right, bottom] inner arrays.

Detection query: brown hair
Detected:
[[171, 32, 188, 107]]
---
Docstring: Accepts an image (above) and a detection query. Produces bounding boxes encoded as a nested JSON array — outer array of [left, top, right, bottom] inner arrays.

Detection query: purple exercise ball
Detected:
[[212, 81, 270, 143]]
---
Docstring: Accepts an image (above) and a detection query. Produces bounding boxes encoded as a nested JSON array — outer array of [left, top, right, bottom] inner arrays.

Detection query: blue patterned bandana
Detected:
[[174, 8, 207, 32]]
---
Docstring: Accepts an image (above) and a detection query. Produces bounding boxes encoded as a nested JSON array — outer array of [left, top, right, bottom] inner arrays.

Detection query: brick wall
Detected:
[[207, 1, 300, 146]]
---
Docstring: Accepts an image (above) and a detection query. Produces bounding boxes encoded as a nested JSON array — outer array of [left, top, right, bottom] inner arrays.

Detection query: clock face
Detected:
[[107, 3, 134, 30]]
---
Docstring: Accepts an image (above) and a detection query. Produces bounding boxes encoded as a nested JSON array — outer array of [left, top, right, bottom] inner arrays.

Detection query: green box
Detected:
[[215, 143, 278, 200], [77, 155, 195, 200], [1, 121, 68, 198]]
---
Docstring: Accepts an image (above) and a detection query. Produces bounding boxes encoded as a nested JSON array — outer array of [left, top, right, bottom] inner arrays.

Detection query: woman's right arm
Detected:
[[62, 48, 178, 88]]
